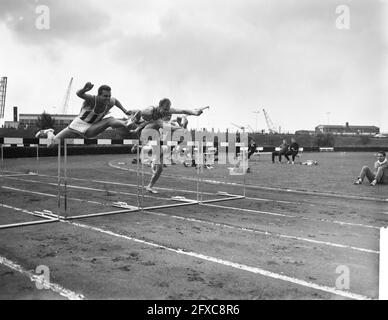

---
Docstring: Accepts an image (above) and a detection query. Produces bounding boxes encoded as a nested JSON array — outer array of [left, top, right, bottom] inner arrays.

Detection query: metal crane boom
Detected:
[[262, 109, 277, 134], [60, 77, 73, 114], [0, 77, 7, 121]]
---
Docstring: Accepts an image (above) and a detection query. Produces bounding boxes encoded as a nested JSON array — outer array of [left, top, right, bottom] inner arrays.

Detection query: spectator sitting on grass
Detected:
[[354, 151, 388, 186], [272, 139, 289, 163]]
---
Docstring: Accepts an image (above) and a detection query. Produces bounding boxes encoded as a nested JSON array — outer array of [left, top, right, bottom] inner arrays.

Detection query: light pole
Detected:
[[253, 109, 260, 133], [326, 112, 331, 125]]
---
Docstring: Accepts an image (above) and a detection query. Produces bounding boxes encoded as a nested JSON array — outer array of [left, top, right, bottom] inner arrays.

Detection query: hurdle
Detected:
[[190, 138, 247, 204], [59, 138, 142, 219], [60, 137, 196, 220], [0, 135, 248, 226], [0, 138, 62, 230], [0, 137, 41, 176], [62, 134, 247, 220]]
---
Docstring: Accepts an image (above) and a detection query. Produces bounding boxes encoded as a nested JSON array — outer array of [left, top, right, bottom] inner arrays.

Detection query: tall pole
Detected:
[[326, 112, 331, 125], [253, 110, 260, 133], [57, 142, 61, 217], [64, 139, 68, 217], [1, 145, 4, 175]]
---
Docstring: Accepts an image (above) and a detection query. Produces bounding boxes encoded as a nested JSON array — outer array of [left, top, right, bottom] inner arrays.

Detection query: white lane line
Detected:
[[145, 210, 379, 254], [0, 255, 85, 300], [3, 177, 166, 202], [330, 220, 380, 229], [109, 160, 387, 202], [2, 183, 381, 230], [2, 186, 102, 206], [3, 165, 386, 204], [0, 174, 31, 177], [1, 203, 374, 299], [205, 203, 381, 230], [0, 203, 56, 220], [5, 175, 296, 212], [5, 173, 376, 213], [69, 220, 372, 300], [0, 187, 379, 253], [203, 204, 296, 218], [38, 172, 369, 210]]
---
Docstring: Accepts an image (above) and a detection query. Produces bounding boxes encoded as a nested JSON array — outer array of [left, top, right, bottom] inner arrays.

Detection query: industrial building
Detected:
[[315, 123, 379, 135], [17, 113, 78, 130]]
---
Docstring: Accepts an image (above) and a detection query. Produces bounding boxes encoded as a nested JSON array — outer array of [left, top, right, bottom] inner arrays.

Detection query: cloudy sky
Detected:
[[0, 0, 386, 132]]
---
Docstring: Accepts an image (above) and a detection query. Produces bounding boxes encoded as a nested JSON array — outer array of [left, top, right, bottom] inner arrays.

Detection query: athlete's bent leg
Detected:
[[48, 127, 80, 147], [84, 118, 129, 138], [146, 163, 163, 193]]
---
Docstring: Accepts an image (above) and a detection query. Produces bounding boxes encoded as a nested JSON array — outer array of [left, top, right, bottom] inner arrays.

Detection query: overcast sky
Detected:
[[0, 0, 386, 133]]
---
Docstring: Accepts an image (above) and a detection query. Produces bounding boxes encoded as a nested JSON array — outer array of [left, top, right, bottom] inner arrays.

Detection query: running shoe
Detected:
[[145, 186, 158, 194]]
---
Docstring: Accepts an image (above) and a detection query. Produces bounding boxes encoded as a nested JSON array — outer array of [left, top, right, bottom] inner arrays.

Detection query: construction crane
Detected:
[[262, 108, 278, 134], [59, 77, 73, 114], [0, 77, 7, 123], [231, 122, 246, 132], [247, 125, 255, 133], [231, 123, 255, 134]]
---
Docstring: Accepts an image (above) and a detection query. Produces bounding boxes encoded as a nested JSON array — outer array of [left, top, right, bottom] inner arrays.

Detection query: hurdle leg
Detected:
[[57, 142, 61, 217], [196, 141, 204, 204], [200, 163, 204, 203], [243, 155, 247, 198], [141, 147, 145, 212], [136, 144, 141, 209], [0, 144, 3, 175], [36, 145, 39, 175], [243, 148, 247, 198], [195, 146, 200, 203]]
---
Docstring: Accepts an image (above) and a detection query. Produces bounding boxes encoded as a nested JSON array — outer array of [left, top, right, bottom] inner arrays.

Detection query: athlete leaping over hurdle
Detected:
[[130, 98, 209, 135], [36, 82, 136, 146], [131, 98, 209, 193]]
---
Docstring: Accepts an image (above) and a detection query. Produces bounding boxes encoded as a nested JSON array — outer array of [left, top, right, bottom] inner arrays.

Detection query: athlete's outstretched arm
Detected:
[[170, 106, 209, 116], [113, 98, 133, 115], [76, 82, 95, 102], [130, 120, 151, 134]]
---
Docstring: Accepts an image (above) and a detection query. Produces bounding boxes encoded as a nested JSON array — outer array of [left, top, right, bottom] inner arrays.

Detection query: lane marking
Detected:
[[0, 190, 379, 253], [2, 203, 375, 299], [0, 174, 32, 177], [145, 210, 378, 254], [2, 182, 382, 230], [0, 255, 85, 300], [69, 220, 373, 300], [0, 203, 56, 220], [205, 203, 381, 230], [2, 186, 103, 206], [8, 173, 380, 213], [3, 174, 381, 222], [109, 160, 388, 202]]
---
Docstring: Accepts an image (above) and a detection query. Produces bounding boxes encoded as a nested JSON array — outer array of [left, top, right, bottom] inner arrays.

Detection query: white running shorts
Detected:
[[68, 117, 93, 134]]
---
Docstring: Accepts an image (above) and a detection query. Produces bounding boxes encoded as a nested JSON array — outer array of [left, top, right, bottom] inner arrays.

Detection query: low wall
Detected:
[[0, 145, 385, 159], [1, 145, 134, 159]]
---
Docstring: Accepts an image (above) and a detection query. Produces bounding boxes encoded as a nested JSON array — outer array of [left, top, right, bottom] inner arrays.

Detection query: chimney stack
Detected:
[[13, 106, 18, 122]]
